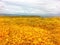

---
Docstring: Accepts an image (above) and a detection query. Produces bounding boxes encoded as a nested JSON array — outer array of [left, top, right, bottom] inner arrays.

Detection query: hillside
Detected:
[[0, 16, 60, 45]]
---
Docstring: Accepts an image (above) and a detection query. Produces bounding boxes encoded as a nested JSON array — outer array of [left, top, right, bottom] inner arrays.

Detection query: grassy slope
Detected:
[[0, 16, 60, 45]]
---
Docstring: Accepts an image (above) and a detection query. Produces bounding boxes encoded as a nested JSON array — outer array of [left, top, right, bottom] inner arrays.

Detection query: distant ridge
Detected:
[[0, 14, 60, 18]]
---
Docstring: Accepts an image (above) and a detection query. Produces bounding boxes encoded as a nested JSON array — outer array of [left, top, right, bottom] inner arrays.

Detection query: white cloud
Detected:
[[0, 0, 60, 16]]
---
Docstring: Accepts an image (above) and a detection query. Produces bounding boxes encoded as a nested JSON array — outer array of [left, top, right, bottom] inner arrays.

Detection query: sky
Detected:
[[0, 0, 60, 16]]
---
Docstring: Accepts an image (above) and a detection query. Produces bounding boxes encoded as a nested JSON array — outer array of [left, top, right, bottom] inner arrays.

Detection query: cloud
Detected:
[[0, 0, 60, 16]]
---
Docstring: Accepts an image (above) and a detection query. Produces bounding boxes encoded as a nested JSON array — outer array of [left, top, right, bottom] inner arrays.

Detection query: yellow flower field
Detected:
[[0, 16, 60, 45]]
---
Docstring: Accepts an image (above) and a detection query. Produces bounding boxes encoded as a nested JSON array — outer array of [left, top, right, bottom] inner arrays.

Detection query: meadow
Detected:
[[0, 16, 60, 45]]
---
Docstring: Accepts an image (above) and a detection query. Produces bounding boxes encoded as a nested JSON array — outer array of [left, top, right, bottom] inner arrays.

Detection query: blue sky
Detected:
[[0, 0, 60, 16]]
